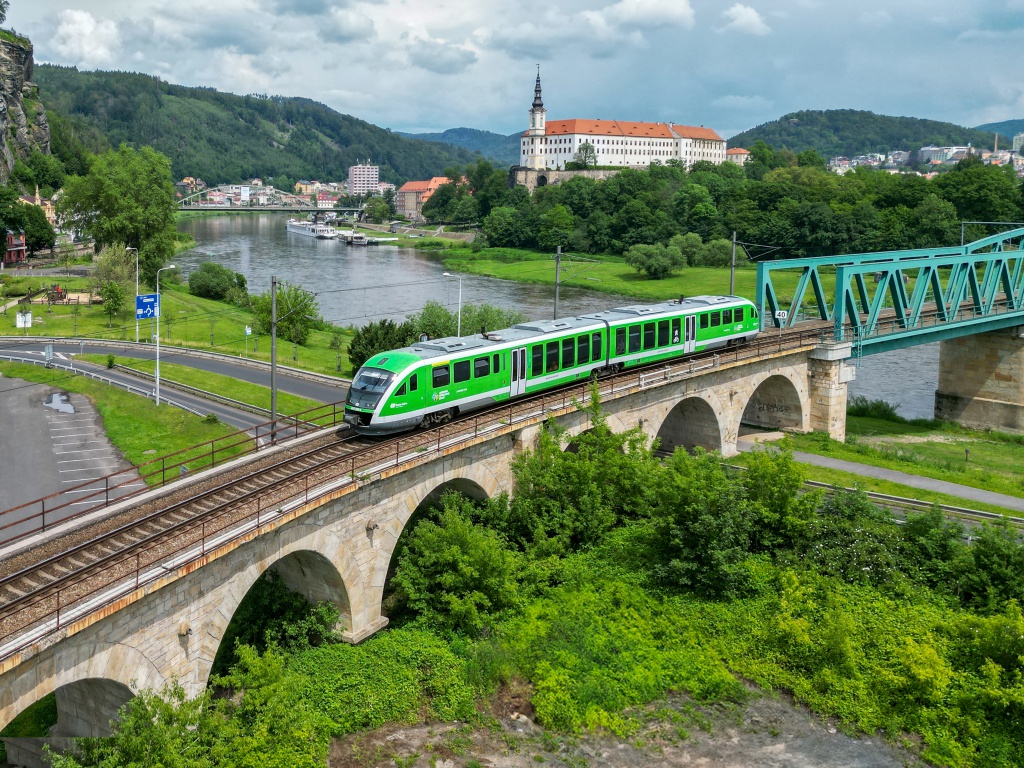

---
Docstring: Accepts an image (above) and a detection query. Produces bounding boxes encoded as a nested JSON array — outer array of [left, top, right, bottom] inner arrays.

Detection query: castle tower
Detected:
[[523, 68, 547, 170]]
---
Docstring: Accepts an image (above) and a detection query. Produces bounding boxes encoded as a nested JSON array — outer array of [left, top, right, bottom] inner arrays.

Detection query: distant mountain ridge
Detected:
[[729, 109, 1006, 157], [397, 127, 521, 166], [34, 65, 485, 185], [975, 119, 1024, 140]]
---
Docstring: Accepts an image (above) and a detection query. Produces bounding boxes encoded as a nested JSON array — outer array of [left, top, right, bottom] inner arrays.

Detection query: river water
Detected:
[[177, 213, 941, 419]]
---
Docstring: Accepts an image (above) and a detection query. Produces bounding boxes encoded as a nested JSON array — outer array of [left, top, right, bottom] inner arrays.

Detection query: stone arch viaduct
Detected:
[[0, 340, 853, 766]]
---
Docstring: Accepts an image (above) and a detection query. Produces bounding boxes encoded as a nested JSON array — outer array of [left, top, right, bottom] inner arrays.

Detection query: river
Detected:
[[176, 213, 942, 419]]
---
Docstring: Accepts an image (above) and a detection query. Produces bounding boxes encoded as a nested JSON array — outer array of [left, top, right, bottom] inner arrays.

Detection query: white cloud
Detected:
[[318, 8, 376, 44], [51, 9, 120, 68], [406, 36, 478, 75], [719, 4, 771, 35], [599, 0, 695, 27]]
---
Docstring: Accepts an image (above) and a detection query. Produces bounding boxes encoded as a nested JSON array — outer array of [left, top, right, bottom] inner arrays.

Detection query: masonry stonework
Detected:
[[935, 327, 1024, 432]]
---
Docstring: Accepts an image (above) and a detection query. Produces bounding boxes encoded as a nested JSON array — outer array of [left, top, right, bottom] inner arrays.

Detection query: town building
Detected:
[[1013, 133, 1024, 153], [725, 147, 750, 166], [295, 180, 320, 195], [3, 230, 26, 267], [317, 191, 338, 209], [348, 163, 380, 196], [378, 181, 396, 196], [395, 177, 450, 221], [19, 187, 56, 227], [519, 72, 726, 170]]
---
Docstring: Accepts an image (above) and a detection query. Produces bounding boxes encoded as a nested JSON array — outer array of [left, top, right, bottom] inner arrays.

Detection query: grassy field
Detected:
[[79, 355, 328, 414], [0, 361, 250, 482], [782, 414, 1024, 501], [0, 280, 358, 376]]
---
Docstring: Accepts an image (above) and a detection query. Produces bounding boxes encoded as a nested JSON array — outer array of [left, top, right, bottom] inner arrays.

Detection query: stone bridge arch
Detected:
[[195, 526, 359, 687], [651, 393, 726, 455], [737, 371, 808, 436]]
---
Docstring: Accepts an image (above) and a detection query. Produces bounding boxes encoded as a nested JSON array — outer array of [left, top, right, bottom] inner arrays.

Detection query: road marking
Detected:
[[45, 432, 95, 438], [60, 466, 119, 473], [53, 440, 105, 447], [54, 448, 113, 455], [49, 426, 98, 433], [57, 457, 115, 464]]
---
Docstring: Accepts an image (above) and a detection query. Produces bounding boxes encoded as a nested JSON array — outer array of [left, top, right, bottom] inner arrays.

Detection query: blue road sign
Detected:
[[136, 293, 160, 320]]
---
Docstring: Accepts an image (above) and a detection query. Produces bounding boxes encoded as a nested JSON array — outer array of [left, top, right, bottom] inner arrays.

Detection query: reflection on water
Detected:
[[44, 393, 75, 413], [178, 213, 940, 418]]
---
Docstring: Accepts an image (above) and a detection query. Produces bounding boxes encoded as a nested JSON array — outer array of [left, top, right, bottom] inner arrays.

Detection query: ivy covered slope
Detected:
[[34, 64, 483, 185], [730, 109, 1005, 157]]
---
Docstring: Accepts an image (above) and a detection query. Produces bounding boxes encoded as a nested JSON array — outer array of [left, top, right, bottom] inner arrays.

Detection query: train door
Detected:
[[510, 347, 527, 397], [684, 315, 696, 354]]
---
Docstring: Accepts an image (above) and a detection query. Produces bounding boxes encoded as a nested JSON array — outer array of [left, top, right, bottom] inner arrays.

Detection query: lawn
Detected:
[[77, 356, 327, 415], [0, 280, 358, 376], [784, 416, 1024, 501], [0, 362, 250, 482]]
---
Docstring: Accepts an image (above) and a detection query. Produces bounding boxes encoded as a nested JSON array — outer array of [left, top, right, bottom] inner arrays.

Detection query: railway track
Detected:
[[0, 326, 828, 662]]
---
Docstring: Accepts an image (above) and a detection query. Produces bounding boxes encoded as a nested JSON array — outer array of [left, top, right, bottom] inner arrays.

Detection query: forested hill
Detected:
[[976, 119, 1024, 139], [398, 127, 521, 166], [34, 65, 483, 185], [729, 109, 1006, 156]]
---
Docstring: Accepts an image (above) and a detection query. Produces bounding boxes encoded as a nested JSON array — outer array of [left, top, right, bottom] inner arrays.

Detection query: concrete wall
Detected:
[[935, 327, 1024, 432], [0, 342, 852, 755], [508, 166, 623, 194]]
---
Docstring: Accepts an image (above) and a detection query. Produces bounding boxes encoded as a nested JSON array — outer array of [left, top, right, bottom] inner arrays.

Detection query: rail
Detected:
[[0, 327, 829, 663]]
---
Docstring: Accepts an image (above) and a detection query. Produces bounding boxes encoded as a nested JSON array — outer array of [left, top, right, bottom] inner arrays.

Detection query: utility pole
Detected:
[[730, 231, 737, 295], [270, 274, 278, 444], [554, 246, 561, 320]]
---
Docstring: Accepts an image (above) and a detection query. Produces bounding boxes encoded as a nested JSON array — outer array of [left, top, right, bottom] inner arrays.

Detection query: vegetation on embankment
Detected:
[[39, 398, 1024, 768], [77, 356, 327, 414], [0, 361, 245, 480], [786, 397, 1024, 501]]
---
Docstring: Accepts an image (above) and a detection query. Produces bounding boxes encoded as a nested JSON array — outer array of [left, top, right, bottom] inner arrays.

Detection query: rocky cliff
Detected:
[[0, 34, 50, 183]]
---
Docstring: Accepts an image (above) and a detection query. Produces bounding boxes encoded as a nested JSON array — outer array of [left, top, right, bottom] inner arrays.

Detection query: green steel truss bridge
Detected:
[[756, 227, 1024, 355]]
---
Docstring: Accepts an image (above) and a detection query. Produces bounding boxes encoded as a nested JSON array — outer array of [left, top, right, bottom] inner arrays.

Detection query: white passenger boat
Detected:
[[286, 218, 338, 239]]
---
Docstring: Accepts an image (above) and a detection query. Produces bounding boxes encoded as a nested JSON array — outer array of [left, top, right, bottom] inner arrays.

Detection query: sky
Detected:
[[10, 0, 1024, 139]]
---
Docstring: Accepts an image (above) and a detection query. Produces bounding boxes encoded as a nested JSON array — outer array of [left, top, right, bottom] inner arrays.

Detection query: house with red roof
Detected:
[[395, 177, 450, 221]]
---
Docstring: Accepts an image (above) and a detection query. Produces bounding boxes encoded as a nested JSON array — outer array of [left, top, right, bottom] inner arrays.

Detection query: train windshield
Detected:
[[347, 367, 395, 408]]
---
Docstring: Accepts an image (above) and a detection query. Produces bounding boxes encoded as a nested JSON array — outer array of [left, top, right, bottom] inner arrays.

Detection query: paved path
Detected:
[[738, 437, 1024, 512], [0, 340, 347, 404]]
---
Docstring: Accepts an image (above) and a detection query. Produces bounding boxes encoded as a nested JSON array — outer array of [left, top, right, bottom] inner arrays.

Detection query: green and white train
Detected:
[[344, 295, 760, 435]]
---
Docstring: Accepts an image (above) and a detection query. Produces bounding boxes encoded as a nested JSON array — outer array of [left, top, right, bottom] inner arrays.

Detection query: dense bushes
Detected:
[[189, 261, 246, 302]]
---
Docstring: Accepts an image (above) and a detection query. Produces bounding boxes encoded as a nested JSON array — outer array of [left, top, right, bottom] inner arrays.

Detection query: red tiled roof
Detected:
[[669, 124, 724, 141], [522, 119, 723, 142], [398, 180, 430, 192], [726, 147, 750, 155]]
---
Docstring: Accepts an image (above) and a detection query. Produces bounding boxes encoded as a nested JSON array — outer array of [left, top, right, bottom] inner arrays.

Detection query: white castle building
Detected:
[[519, 72, 726, 170]]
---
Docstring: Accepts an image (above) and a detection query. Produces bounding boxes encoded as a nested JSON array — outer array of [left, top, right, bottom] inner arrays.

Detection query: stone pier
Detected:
[[934, 327, 1024, 432], [807, 344, 855, 441]]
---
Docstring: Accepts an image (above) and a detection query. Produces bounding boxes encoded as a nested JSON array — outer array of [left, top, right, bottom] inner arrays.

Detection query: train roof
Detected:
[[370, 295, 751, 366]]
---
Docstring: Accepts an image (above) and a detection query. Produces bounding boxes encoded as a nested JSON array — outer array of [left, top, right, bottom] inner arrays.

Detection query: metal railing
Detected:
[[0, 327, 828, 664]]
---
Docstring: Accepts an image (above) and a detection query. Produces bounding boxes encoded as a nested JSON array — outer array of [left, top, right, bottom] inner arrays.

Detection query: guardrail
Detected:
[[0, 328, 830, 664], [109, 364, 273, 418]]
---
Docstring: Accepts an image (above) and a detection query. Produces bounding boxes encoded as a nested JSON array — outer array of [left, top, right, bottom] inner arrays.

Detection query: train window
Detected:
[[710, 311, 721, 327], [577, 335, 590, 364], [671, 318, 681, 343], [532, 345, 543, 374], [735, 307, 744, 322], [562, 338, 575, 368], [615, 328, 626, 355], [657, 320, 669, 346], [643, 323, 655, 350], [592, 334, 602, 360], [474, 356, 490, 378], [396, 382, 407, 396], [628, 325, 641, 353], [700, 314, 709, 329], [453, 360, 471, 383], [493, 354, 500, 373], [723, 309, 732, 324], [432, 365, 450, 388], [409, 373, 418, 392], [546, 341, 560, 373], [752, 307, 758, 318]]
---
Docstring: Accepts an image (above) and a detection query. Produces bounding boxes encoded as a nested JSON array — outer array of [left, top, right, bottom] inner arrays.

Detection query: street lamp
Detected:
[[127, 247, 139, 342], [155, 264, 175, 406], [442, 272, 462, 337]]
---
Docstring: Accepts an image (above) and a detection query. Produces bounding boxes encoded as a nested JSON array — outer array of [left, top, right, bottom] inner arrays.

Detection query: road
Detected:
[[0, 339, 348, 404]]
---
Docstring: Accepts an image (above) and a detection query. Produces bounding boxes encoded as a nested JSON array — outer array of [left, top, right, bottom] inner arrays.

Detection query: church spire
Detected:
[[532, 66, 543, 109]]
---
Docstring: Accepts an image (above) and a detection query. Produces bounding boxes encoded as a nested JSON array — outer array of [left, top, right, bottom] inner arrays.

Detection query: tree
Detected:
[[0, 1, 8, 25], [483, 206, 525, 247], [363, 197, 391, 223], [250, 281, 320, 345], [573, 141, 596, 169], [348, 318, 414, 370], [0, 185, 24, 248], [669, 232, 703, 266], [91, 244, 136, 297], [56, 144, 177, 286], [624, 243, 684, 279], [381, 186, 397, 218], [21, 204, 56, 254], [538, 204, 575, 251], [99, 281, 126, 328], [189, 262, 237, 301], [54, 241, 77, 275]]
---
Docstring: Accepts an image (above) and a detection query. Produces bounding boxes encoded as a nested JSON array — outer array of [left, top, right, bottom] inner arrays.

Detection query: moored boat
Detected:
[[286, 218, 339, 239]]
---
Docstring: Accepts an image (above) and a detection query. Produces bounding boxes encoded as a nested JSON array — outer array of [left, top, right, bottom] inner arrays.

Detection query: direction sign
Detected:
[[136, 293, 160, 320], [245, 325, 252, 336]]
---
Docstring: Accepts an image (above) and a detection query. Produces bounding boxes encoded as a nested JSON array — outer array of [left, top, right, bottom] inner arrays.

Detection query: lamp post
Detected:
[[442, 272, 462, 337], [155, 264, 175, 406], [127, 247, 139, 342]]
